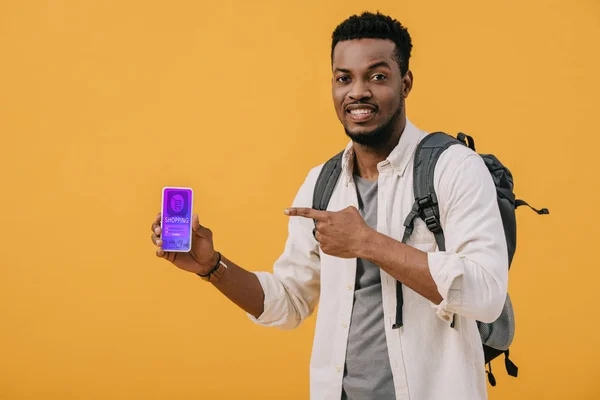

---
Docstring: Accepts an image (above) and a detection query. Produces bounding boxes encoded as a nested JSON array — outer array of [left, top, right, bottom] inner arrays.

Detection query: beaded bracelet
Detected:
[[196, 252, 222, 280]]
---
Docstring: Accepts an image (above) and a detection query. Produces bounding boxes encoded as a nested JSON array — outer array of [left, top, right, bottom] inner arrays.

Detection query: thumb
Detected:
[[192, 213, 212, 238]]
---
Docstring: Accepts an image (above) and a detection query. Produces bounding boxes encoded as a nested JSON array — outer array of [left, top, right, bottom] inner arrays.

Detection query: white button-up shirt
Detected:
[[248, 118, 508, 400]]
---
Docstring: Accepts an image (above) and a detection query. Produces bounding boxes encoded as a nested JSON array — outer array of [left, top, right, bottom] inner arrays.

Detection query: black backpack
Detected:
[[312, 132, 549, 386]]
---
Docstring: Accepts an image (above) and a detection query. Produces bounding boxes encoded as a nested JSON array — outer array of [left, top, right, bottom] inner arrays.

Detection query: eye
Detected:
[[336, 75, 351, 83], [372, 74, 386, 81]]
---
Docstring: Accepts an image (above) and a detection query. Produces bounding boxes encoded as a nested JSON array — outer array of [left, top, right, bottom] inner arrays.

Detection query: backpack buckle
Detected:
[[418, 195, 442, 233], [424, 215, 442, 232], [417, 194, 437, 209]]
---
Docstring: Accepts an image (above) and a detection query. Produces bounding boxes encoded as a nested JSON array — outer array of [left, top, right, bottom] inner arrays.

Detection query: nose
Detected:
[[348, 80, 372, 101]]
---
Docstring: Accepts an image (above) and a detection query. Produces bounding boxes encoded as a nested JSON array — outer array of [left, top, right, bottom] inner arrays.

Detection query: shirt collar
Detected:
[[340, 118, 424, 185]]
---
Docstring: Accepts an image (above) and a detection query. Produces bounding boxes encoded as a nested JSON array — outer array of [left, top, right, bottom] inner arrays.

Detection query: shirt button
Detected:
[[347, 284, 353, 290], [342, 323, 348, 329], [336, 366, 342, 373]]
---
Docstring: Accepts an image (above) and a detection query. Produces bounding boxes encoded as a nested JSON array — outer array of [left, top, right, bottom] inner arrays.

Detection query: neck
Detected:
[[353, 116, 407, 181]]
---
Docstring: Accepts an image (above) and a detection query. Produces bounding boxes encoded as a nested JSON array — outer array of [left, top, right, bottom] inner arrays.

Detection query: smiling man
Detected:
[[151, 11, 508, 400]]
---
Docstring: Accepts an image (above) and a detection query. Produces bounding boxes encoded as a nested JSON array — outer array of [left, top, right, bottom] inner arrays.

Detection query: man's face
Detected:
[[331, 38, 411, 146]]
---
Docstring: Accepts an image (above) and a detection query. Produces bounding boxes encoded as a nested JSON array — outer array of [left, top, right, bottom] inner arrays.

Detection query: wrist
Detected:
[[356, 227, 377, 260], [196, 251, 220, 275], [207, 251, 220, 271], [196, 251, 228, 282]]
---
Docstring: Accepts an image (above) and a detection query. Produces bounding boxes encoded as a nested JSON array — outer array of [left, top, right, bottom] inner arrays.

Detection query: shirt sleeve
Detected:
[[427, 150, 509, 323], [246, 167, 322, 330]]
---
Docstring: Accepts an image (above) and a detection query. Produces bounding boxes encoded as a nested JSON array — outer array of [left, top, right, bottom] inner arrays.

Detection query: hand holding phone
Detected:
[[150, 187, 219, 275]]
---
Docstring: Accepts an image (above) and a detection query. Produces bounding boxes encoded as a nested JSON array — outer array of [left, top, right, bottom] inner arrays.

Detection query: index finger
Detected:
[[284, 208, 329, 221]]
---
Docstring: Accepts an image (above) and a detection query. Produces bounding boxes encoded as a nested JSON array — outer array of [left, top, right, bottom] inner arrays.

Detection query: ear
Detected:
[[402, 70, 414, 98]]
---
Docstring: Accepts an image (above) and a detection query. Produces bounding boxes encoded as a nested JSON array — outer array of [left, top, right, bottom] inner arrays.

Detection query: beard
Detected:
[[344, 96, 404, 147]]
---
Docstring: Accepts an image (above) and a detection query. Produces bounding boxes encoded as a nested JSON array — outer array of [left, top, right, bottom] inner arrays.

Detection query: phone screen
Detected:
[[161, 187, 193, 252]]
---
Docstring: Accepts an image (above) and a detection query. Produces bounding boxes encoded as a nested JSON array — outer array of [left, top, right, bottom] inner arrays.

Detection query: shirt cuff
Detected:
[[430, 299, 454, 323], [245, 271, 289, 327], [428, 251, 461, 323]]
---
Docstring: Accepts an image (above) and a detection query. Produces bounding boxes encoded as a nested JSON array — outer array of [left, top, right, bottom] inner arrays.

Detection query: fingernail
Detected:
[[284, 209, 290, 215]]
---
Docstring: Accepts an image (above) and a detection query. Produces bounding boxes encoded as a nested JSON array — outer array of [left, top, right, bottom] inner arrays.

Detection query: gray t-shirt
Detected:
[[341, 175, 396, 400]]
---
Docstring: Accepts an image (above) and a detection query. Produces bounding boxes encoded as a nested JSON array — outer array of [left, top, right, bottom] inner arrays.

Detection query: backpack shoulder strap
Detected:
[[403, 132, 464, 251], [312, 150, 345, 225], [394, 132, 464, 330]]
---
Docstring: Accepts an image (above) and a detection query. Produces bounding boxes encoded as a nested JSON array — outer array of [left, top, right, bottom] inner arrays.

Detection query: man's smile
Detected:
[[346, 104, 377, 123]]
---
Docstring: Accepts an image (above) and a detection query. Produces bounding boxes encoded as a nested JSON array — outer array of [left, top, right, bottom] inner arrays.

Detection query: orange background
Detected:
[[1, 0, 598, 399]]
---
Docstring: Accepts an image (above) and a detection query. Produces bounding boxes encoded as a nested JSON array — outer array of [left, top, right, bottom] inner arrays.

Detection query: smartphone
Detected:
[[160, 186, 193, 252]]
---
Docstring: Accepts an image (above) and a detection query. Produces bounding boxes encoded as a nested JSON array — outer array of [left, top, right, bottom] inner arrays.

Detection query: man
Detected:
[[150, 11, 508, 400]]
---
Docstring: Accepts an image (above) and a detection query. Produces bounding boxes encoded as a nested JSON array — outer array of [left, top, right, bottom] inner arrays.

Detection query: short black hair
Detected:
[[331, 11, 413, 76]]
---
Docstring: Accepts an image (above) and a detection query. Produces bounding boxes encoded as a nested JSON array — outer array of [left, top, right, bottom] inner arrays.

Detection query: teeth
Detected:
[[350, 109, 373, 115]]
